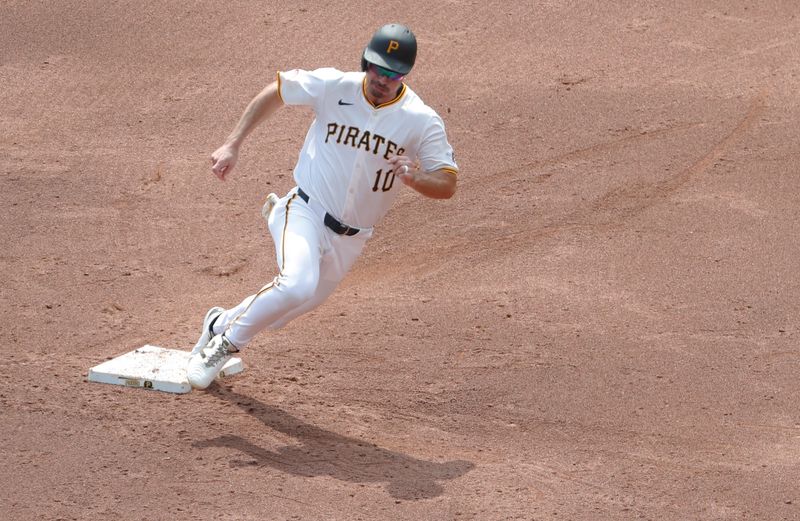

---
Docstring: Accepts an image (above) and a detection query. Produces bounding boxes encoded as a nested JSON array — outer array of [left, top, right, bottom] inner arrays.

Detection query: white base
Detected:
[[88, 345, 244, 394]]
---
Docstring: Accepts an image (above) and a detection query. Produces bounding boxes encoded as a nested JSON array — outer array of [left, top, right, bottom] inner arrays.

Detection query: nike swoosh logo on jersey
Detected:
[[338, 99, 353, 105]]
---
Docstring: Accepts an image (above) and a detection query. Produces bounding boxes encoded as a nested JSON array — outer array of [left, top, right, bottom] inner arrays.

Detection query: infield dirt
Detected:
[[2, 2, 800, 520]]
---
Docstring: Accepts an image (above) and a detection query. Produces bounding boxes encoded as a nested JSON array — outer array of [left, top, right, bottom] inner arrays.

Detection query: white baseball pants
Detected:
[[211, 187, 372, 348]]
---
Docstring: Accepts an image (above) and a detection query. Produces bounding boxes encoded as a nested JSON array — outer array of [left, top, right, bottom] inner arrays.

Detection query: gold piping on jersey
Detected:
[[276, 71, 284, 103], [281, 192, 299, 271], [362, 77, 407, 109], [439, 167, 459, 176]]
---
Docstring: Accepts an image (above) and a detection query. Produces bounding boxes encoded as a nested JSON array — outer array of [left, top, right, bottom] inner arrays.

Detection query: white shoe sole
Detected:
[[187, 335, 235, 389]]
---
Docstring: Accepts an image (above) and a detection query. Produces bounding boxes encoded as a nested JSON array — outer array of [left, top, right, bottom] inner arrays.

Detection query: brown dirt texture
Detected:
[[2, 1, 800, 520]]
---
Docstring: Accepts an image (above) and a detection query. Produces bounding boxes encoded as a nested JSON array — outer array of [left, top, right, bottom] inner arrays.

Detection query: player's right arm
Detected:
[[210, 81, 284, 181]]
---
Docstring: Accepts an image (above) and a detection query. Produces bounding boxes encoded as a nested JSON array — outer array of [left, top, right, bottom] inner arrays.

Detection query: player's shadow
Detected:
[[194, 385, 474, 500]]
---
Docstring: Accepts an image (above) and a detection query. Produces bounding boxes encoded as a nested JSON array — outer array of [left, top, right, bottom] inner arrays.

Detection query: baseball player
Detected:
[[187, 23, 459, 389]]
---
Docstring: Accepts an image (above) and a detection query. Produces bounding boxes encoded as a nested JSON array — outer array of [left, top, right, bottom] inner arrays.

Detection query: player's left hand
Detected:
[[388, 154, 418, 187]]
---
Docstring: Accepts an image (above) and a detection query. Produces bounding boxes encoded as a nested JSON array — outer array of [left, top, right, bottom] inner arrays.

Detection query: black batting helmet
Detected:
[[361, 23, 417, 75]]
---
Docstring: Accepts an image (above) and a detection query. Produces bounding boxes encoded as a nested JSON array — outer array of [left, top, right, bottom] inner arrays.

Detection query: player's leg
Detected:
[[264, 231, 369, 330], [212, 192, 325, 348], [188, 192, 325, 389], [263, 275, 338, 330]]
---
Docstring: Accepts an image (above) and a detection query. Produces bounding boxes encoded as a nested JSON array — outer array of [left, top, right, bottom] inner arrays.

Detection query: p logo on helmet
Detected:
[[387, 40, 400, 53]]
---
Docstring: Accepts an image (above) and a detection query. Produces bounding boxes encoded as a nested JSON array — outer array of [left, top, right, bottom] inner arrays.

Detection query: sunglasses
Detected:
[[369, 63, 405, 81]]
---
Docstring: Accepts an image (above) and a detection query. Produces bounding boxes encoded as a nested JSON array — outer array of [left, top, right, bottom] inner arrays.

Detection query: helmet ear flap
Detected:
[[361, 53, 368, 72]]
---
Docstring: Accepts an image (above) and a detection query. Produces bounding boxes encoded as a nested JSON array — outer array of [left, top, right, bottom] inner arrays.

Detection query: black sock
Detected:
[[209, 314, 219, 336]]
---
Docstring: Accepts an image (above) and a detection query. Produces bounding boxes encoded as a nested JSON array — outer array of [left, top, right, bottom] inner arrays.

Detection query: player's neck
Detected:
[[365, 84, 404, 107]]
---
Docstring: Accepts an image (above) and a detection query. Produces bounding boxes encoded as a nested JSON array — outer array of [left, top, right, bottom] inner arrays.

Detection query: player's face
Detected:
[[365, 63, 405, 105]]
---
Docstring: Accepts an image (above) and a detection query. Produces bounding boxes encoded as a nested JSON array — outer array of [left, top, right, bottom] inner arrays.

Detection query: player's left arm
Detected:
[[387, 156, 457, 199], [388, 112, 458, 199]]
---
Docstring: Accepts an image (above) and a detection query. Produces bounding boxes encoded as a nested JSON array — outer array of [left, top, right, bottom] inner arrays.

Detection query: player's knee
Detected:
[[277, 271, 319, 306]]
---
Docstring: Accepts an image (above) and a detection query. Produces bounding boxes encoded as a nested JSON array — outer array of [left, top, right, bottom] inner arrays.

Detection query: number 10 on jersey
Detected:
[[372, 168, 397, 192]]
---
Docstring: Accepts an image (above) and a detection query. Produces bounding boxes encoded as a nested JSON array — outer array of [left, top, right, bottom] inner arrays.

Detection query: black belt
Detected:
[[297, 188, 360, 236]]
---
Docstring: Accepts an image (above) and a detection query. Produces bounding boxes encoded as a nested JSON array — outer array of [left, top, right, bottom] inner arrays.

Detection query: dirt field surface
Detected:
[[2, 1, 800, 520]]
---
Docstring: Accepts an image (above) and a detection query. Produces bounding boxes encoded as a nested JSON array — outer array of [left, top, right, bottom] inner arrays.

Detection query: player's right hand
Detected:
[[210, 144, 239, 181]]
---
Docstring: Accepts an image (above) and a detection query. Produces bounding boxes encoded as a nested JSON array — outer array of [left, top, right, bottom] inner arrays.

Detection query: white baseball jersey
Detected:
[[278, 68, 458, 229]]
